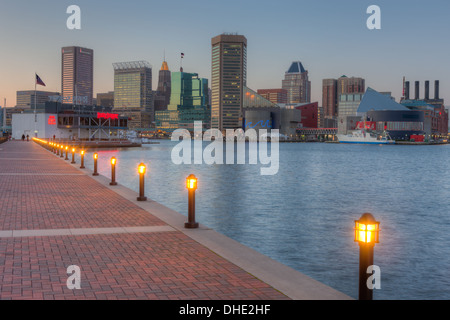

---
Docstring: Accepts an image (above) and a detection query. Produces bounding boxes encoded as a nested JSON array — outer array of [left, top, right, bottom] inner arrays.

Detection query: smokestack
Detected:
[[405, 81, 410, 100], [415, 81, 420, 100], [425, 81, 430, 100], [435, 80, 439, 100]]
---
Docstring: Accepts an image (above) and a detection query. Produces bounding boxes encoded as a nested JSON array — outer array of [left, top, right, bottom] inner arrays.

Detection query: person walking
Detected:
[[22, 134, 25, 141], [26, 134, 29, 142]]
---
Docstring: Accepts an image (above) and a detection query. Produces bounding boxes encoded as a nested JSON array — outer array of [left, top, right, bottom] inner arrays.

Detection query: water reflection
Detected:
[[82, 141, 450, 300]]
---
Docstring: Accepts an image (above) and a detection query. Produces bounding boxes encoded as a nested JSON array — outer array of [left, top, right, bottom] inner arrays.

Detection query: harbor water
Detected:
[[82, 140, 450, 300]]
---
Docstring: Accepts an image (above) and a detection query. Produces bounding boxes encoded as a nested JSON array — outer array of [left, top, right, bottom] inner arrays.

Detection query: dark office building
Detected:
[[61, 46, 94, 105], [211, 33, 247, 130], [154, 60, 171, 112]]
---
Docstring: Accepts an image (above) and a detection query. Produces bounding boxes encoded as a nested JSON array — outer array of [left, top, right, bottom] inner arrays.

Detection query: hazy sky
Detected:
[[1, 0, 449, 107]]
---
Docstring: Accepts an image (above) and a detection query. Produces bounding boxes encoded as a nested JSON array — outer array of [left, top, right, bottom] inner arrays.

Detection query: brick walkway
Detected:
[[0, 141, 289, 300]]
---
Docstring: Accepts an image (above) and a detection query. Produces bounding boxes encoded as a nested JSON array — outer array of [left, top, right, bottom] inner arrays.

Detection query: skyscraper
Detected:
[[323, 75, 365, 118], [61, 46, 94, 105], [322, 79, 338, 118], [113, 61, 153, 129], [211, 34, 247, 131], [154, 60, 171, 112], [155, 71, 210, 132], [282, 61, 311, 104], [337, 76, 365, 96]]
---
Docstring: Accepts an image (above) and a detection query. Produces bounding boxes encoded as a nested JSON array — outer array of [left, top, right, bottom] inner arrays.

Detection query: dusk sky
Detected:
[[1, 0, 449, 107]]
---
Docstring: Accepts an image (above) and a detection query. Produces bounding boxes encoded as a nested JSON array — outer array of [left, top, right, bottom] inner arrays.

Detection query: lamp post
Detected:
[[80, 150, 85, 169], [110, 157, 117, 185], [93, 153, 99, 176], [56, 144, 59, 155], [136, 163, 147, 201], [354, 213, 380, 300], [60, 145, 64, 158], [65, 146, 69, 160], [71, 148, 76, 164], [184, 174, 199, 229]]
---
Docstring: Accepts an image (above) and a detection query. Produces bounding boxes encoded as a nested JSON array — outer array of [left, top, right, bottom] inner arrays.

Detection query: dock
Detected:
[[0, 139, 351, 300]]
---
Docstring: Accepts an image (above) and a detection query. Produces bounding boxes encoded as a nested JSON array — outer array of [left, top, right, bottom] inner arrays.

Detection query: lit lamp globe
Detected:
[[186, 174, 198, 191], [354, 213, 380, 245], [138, 163, 146, 175]]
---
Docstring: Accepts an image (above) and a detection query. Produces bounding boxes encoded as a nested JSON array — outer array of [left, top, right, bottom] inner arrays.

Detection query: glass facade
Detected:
[[113, 61, 153, 129], [155, 72, 210, 132], [16, 91, 59, 109], [338, 93, 364, 117], [211, 34, 247, 130], [243, 86, 278, 109]]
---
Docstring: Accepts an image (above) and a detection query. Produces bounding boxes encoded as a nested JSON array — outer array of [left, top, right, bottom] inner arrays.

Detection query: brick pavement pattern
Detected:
[[0, 141, 289, 300]]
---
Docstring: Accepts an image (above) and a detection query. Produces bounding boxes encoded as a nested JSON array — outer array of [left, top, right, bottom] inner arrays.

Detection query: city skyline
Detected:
[[1, 0, 450, 108]]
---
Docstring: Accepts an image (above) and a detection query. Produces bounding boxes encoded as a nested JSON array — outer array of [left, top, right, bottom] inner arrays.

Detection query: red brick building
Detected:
[[295, 102, 319, 128]]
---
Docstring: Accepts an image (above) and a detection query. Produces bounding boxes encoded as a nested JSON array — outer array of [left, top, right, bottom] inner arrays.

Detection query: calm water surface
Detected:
[[83, 140, 450, 300]]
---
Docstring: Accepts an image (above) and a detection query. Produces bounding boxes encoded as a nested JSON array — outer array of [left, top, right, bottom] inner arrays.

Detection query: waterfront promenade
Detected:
[[0, 140, 350, 300]]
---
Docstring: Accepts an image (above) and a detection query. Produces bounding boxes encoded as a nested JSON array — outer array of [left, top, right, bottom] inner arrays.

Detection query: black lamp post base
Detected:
[[110, 181, 117, 185], [184, 222, 199, 229], [137, 196, 147, 201], [92, 173, 99, 176]]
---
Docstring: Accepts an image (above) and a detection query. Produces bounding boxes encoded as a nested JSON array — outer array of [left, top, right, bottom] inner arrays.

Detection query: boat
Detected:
[[337, 129, 395, 145]]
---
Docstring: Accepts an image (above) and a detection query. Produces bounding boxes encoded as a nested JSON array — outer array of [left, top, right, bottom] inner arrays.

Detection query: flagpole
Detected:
[[34, 73, 37, 138], [34, 73, 37, 122]]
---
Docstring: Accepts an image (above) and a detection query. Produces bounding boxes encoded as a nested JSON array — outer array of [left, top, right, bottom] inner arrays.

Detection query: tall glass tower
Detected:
[[282, 61, 311, 104], [113, 61, 153, 129], [155, 71, 210, 132], [211, 34, 247, 131], [61, 46, 94, 105]]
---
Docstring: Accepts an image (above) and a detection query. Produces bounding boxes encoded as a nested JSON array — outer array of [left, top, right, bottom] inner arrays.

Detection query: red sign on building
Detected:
[[356, 121, 376, 130], [48, 115, 57, 125], [97, 112, 119, 120]]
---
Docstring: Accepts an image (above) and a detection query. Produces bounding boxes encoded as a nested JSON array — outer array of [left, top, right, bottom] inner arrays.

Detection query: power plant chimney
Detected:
[[415, 81, 420, 100], [405, 81, 410, 100], [435, 80, 439, 100], [425, 81, 430, 100]]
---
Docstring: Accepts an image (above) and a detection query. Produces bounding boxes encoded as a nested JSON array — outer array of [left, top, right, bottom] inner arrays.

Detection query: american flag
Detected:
[[36, 74, 46, 87]]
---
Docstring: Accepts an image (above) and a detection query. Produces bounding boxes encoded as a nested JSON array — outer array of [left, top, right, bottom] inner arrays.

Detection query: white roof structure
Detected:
[[112, 61, 152, 70]]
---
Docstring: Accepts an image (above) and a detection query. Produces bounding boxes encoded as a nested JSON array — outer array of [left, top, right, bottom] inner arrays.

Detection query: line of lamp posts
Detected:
[[34, 138, 380, 300]]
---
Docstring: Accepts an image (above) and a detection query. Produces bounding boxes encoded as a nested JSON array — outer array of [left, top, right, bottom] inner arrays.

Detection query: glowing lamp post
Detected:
[[80, 150, 85, 169], [65, 146, 69, 160], [60, 145, 64, 158], [184, 174, 199, 229], [92, 153, 99, 176], [71, 148, 76, 164], [110, 157, 117, 185], [56, 144, 59, 155], [136, 163, 147, 201], [354, 213, 380, 300]]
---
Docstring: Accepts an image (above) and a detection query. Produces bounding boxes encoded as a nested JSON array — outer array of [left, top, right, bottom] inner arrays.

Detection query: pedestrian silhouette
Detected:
[[26, 134, 29, 142], [22, 134, 25, 141]]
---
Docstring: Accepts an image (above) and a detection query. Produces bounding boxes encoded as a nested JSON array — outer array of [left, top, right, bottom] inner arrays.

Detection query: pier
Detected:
[[0, 139, 351, 300]]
